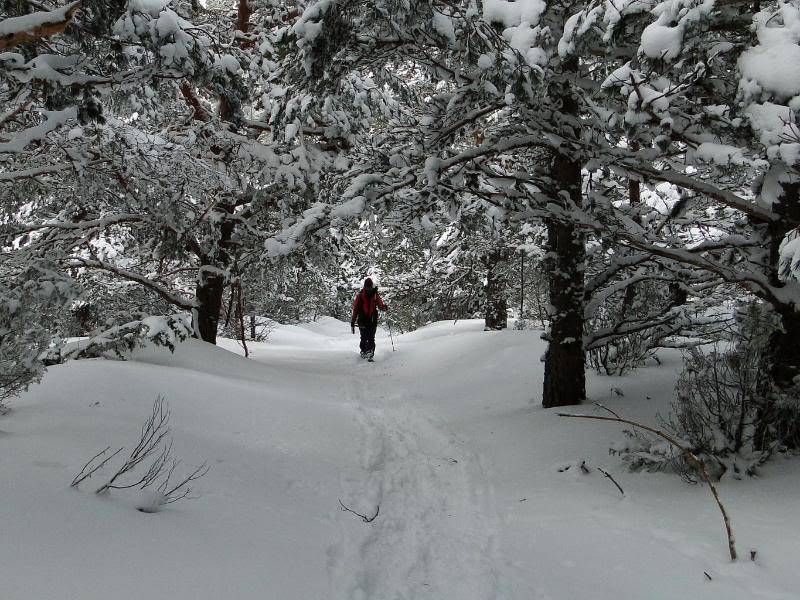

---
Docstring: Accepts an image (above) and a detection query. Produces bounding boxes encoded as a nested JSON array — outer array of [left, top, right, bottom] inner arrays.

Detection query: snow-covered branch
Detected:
[[10, 213, 144, 235], [613, 162, 779, 225], [0, 1, 81, 49], [0, 107, 77, 154], [0, 160, 108, 181], [66, 257, 198, 310]]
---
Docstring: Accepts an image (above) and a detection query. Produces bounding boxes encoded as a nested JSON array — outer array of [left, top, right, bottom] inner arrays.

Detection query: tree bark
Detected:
[[542, 57, 587, 408], [620, 143, 641, 312], [484, 249, 508, 330], [764, 177, 800, 388], [542, 213, 587, 407], [236, 0, 252, 35], [770, 306, 800, 388], [192, 203, 235, 344], [0, 2, 82, 50], [195, 266, 225, 344]]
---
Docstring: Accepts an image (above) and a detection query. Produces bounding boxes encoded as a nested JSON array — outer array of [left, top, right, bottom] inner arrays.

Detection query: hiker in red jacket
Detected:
[[351, 277, 388, 360]]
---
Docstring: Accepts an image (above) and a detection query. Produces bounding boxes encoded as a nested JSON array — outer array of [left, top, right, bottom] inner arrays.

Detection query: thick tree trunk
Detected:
[[236, 0, 252, 34], [190, 1, 251, 343], [770, 306, 800, 388], [194, 266, 225, 344], [484, 249, 508, 330], [192, 203, 235, 344], [542, 214, 587, 407], [542, 57, 587, 408], [765, 179, 800, 388]]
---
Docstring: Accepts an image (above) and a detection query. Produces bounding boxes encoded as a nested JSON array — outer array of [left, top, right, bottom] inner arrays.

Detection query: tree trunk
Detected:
[[542, 57, 586, 408], [770, 307, 800, 388], [192, 202, 235, 344], [542, 58, 586, 408], [190, 0, 251, 343], [765, 178, 800, 388], [620, 148, 641, 313], [542, 214, 587, 407], [484, 249, 508, 330], [519, 252, 525, 320], [194, 265, 225, 344], [236, 0, 252, 34]]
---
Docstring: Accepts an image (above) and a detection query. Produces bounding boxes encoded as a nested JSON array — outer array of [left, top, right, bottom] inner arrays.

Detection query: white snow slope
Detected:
[[2, 318, 799, 599]]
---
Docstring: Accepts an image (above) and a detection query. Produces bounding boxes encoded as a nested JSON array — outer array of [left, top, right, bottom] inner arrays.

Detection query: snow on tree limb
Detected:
[[0, 160, 107, 181], [0, 1, 82, 49], [66, 257, 198, 311], [10, 213, 144, 235], [0, 107, 77, 153], [612, 162, 780, 225]]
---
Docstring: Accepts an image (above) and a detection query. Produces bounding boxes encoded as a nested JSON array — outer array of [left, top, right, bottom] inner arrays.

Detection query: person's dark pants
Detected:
[[359, 321, 378, 354]]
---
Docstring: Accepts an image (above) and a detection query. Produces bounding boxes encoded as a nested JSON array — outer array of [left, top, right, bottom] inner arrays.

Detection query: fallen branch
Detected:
[[338, 499, 380, 523], [596, 467, 625, 496], [557, 403, 738, 561]]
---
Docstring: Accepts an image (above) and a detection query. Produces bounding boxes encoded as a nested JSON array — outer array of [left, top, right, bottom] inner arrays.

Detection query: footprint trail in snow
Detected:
[[329, 363, 509, 600]]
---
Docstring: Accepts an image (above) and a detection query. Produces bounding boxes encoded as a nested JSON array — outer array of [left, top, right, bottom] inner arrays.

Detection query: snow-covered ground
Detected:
[[2, 318, 799, 599]]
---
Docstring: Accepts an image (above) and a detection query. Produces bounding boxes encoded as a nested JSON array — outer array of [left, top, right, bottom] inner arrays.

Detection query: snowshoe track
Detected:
[[329, 373, 503, 599]]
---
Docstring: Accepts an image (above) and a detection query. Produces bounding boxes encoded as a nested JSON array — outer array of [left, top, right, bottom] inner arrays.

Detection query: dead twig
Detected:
[[596, 467, 625, 496], [71, 445, 124, 488], [159, 461, 210, 504], [95, 396, 171, 495], [73, 396, 209, 512], [557, 404, 738, 561], [338, 499, 380, 523]]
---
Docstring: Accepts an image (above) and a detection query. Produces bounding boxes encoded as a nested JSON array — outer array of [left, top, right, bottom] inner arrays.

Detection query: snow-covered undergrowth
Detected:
[[2, 318, 798, 599]]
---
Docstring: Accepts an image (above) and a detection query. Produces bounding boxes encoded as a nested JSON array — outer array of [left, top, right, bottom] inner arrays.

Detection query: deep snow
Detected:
[[2, 318, 799, 599]]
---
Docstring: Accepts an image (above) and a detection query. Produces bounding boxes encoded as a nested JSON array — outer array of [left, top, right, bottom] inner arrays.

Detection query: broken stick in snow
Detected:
[[596, 467, 624, 496], [557, 403, 738, 561], [338, 499, 379, 523]]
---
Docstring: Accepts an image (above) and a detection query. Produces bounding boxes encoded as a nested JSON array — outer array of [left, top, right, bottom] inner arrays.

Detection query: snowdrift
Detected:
[[1, 319, 798, 599]]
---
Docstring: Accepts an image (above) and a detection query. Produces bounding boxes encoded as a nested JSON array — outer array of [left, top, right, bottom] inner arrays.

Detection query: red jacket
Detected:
[[351, 289, 387, 327]]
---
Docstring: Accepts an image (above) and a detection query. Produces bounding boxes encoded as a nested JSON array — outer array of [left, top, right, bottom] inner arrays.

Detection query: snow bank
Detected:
[[4, 319, 800, 599]]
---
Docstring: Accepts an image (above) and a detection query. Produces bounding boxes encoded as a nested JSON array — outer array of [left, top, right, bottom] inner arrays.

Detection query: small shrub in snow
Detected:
[[587, 330, 654, 377], [0, 266, 80, 406], [613, 304, 800, 480], [59, 315, 192, 362], [561, 405, 738, 560], [72, 396, 208, 512], [585, 286, 662, 376], [513, 318, 542, 331]]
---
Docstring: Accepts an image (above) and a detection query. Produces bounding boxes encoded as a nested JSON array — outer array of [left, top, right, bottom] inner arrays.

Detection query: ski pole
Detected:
[[387, 314, 396, 352]]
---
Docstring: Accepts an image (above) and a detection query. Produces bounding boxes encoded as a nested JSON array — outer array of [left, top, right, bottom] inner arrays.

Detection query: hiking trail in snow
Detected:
[[7, 318, 800, 600], [327, 357, 513, 600]]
